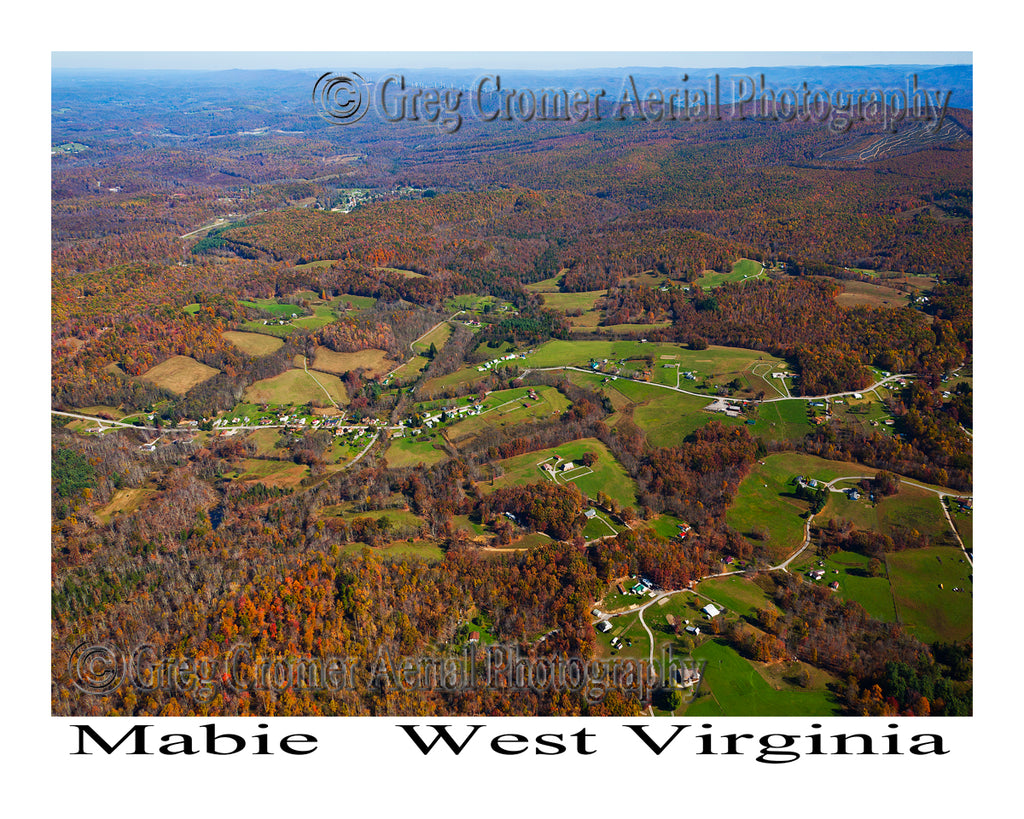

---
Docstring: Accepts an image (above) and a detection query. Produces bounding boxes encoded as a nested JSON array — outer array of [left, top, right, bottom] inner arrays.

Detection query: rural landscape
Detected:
[[51, 60, 972, 718]]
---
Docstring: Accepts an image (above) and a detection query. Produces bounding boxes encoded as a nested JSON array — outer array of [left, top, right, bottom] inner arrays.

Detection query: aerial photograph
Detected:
[[51, 52, 973, 719]]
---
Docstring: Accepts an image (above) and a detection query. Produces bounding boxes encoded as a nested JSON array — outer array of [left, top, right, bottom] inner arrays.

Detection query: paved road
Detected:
[[529, 366, 914, 407]]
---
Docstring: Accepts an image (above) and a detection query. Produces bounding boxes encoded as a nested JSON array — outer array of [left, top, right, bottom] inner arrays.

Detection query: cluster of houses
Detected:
[[476, 353, 523, 372], [419, 402, 483, 429]]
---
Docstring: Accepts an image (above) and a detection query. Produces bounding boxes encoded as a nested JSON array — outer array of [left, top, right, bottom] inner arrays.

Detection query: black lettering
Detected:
[[72, 724, 152, 755], [398, 724, 485, 755], [626, 724, 689, 755]]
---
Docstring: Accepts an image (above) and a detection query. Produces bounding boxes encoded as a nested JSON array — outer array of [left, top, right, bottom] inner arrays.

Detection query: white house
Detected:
[[702, 603, 721, 618]]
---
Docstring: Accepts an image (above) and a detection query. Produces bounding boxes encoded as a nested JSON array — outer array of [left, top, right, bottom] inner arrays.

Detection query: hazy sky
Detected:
[[52, 51, 972, 71]]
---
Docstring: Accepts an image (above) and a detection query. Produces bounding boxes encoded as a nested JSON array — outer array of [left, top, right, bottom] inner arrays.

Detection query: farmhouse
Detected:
[[685, 625, 700, 636], [584, 508, 597, 519], [596, 621, 613, 633], [672, 666, 702, 688], [702, 603, 722, 618], [560, 462, 575, 472]]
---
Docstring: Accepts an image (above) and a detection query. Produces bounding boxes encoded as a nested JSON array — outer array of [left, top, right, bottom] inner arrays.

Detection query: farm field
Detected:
[[385, 434, 450, 468], [417, 361, 501, 395], [222, 331, 284, 357], [229, 458, 310, 489], [241, 297, 304, 318], [524, 340, 788, 395], [311, 347, 392, 377], [806, 550, 898, 623], [73, 405, 126, 420], [643, 512, 690, 540], [835, 279, 912, 309], [291, 304, 337, 330], [820, 484, 956, 546], [726, 452, 883, 560], [387, 355, 430, 382], [445, 386, 570, 446], [693, 258, 766, 289], [486, 437, 637, 509], [523, 272, 565, 293], [95, 488, 157, 524], [540, 289, 606, 312], [330, 293, 377, 310], [245, 428, 285, 456], [337, 540, 444, 562], [139, 355, 219, 394], [887, 546, 972, 644], [681, 639, 841, 716], [696, 576, 776, 619], [412, 322, 453, 354], [243, 368, 348, 406]]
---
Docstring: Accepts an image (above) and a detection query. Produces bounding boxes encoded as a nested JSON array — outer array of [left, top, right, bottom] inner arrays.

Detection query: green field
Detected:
[[387, 355, 430, 382], [811, 550, 898, 623], [628, 388, 723, 446], [693, 258, 766, 290], [337, 540, 444, 562], [245, 428, 285, 456], [820, 484, 955, 546], [244, 368, 348, 406], [241, 298, 305, 318], [331, 293, 377, 310], [682, 639, 841, 716], [696, 576, 776, 619], [524, 273, 565, 293], [412, 322, 453, 354], [292, 303, 337, 330], [540, 290, 606, 312], [445, 386, 570, 446], [486, 437, 637, 509], [643, 513, 690, 540], [583, 514, 619, 540], [384, 434, 450, 468], [294, 259, 338, 270], [140, 355, 220, 395], [887, 547, 973, 644], [311, 347, 392, 377], [524, 340, 789, 399], [223, 331, 285, 357], [727, 452, 885, 560]]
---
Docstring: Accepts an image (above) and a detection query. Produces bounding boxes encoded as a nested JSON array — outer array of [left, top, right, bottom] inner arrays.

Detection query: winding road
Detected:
[[592, 469, 973, 677], [527, 365, 914, 407]]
